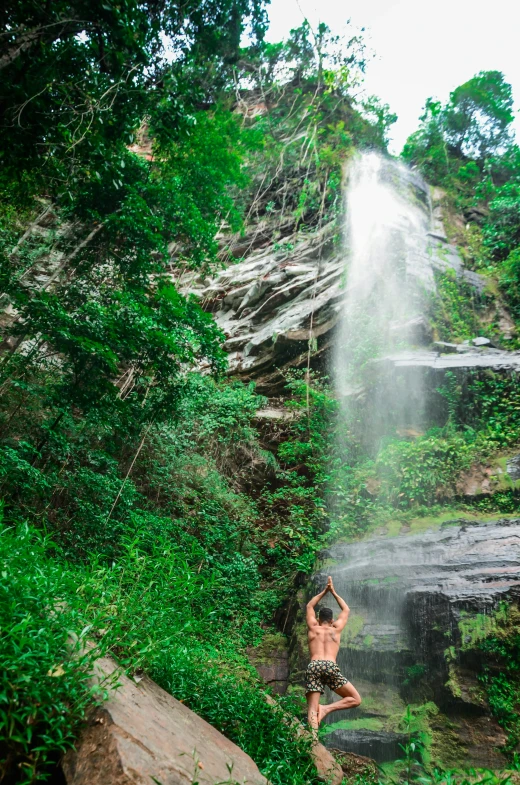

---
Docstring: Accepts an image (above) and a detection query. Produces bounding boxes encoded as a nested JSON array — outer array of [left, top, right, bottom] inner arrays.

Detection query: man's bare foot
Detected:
[[317, 704, 331, 725]]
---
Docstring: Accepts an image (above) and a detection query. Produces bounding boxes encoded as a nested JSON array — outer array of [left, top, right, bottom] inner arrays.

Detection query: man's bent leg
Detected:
[[306, 691, 321, 731], [318, 682, 361, 724]]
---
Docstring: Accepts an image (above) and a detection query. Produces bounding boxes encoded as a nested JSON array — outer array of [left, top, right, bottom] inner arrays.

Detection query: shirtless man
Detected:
[[305, 576, 361, 729]]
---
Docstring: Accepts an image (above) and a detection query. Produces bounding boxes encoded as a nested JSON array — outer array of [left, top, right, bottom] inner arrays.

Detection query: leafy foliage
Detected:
[[0, 0, 268, 204], [0, 518, 320, 784], [402, 71, 514, 180], [0, 523, 105, 784], [328, 368, 520, 539]]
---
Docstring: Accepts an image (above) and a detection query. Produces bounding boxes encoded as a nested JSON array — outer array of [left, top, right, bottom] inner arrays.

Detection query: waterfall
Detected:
[[313, 153, 520, 764], [334, 151, 434, 450], [321, 152, 435, 760]]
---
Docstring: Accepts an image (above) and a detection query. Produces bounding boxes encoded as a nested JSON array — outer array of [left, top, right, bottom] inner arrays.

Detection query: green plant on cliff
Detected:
[[230, 20, 396, 240], [477, 605, 520, 754], [403, 71, 520, 341], [329, 367, 520, 540], [429, 269, 484, 342]]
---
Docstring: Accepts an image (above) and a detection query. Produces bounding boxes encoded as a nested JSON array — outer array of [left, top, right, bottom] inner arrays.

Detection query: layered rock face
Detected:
[[314, 517, 520, 764], [181, 163, 486, 395]]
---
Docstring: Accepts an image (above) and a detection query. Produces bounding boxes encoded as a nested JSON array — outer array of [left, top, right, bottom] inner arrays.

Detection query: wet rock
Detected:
[[433, 341, 461, 353], [62, 655, 268, 785], [325, 729, 409, 763], [473, 336, 492, 346], [314, 518, 520, 764], [381, 349, 520, 371], [507, 455, 520, 481], [389, 315, 433, 346]]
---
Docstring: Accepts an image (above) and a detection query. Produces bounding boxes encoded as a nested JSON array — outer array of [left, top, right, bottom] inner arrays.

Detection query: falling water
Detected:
[[334, 151, 435, 449], [311, 153, 520, 764], [320, 152, 437, 760]]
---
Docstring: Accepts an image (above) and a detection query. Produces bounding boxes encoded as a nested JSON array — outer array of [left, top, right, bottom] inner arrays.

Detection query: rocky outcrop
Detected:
[[247, 634, 289, 695], [381, 347, 520, 372], [180, 162, 486, 393], [182, 221, 344, 392], [62, 655, 269, 785], [325, 730, 408, 763], [312, 517, 520, 764]]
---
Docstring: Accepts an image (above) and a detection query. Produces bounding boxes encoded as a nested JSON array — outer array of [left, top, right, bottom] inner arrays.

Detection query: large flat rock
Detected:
[[380, 348, 520, 371], [62, 656, 269, 785]]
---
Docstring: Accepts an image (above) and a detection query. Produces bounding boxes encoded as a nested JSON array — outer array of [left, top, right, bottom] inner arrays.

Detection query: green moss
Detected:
[[459, 605, 509, 650], [430, 715, 467, 769], [476, 603, 520, 754], [361, 508, 519, 542], [445, 663, 463, 698], [363, 635, 375, 648], [248, 632, 288, 665], [322, 717, 384, 735], [342, 613, 365, 644]]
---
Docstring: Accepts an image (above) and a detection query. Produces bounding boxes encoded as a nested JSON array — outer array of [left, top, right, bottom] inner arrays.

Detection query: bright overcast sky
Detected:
[[265, 0, 520, 155]]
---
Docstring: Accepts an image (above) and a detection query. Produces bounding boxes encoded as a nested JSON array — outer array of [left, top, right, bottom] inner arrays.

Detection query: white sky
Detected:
[[265, 0, 520, 154]]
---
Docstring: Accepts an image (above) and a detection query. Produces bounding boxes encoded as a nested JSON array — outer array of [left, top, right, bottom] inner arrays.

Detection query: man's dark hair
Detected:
[[318, 607, 333, 623]]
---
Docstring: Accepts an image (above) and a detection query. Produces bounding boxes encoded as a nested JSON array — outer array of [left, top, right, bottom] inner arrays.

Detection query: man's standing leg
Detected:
[[306, 691, 321, 731]]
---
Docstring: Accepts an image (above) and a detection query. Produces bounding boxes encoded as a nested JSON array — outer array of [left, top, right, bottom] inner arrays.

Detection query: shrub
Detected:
[[0, 523, 103, 784]]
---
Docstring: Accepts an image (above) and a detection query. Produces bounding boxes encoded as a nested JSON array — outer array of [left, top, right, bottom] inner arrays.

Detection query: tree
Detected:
[[402, 71, 515, 190], [401, 98, 451, 183], [443, 71, 514, 161], [0, 0, 268, 202]]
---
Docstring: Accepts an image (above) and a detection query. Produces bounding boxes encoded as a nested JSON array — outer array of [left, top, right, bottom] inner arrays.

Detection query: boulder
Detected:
[[62, 655, 269, 785], [325, 729, 408, 763]]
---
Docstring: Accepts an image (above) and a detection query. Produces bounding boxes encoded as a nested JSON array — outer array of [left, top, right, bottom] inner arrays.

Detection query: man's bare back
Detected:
[[308, 616, 342, 661], [305, 576, 362, 730]]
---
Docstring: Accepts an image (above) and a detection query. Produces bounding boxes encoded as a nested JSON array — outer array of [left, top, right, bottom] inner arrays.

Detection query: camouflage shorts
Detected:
[[305, 659, 349, 695]]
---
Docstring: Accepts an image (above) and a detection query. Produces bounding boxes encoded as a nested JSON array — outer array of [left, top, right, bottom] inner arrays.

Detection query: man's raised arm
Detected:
[[306, 578, 331, 628], [329, 578, 350, 630]]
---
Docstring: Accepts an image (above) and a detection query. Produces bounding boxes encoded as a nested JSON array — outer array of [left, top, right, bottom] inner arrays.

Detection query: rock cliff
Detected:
[[312, 517, 520, 764], [182, 164, 488, 395]]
